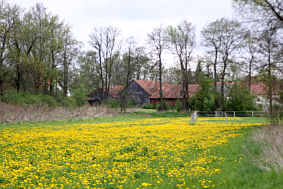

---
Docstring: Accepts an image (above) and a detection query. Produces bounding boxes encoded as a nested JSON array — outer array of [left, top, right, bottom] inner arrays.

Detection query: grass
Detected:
[[0, 113, 281, 188], [204, 127, 283, 189]]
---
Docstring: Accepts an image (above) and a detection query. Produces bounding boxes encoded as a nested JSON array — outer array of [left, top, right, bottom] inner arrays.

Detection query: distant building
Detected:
[[119, 80, 198, 106], [88, 80, 279, 110]]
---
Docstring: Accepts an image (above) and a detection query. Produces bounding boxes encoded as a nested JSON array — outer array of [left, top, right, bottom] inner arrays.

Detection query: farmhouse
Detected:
[[120, 80, 199, 105], [88, 80, 277, 109]]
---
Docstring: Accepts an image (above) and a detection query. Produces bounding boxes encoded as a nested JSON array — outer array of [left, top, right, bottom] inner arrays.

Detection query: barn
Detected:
[[120, 80, 199, 106]]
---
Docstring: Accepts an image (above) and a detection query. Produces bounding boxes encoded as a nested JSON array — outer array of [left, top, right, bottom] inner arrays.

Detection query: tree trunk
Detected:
[[220, 56, 228, 111], [248, 56, 253, 93], [0, 79, 3, 97], [126, 49, 131, 86], [268, 48, 273, 116], [214, 50, 218, 89], [16, 62, 21, 93], [63, 50, 68, 97], [159, 52, 163, 108]]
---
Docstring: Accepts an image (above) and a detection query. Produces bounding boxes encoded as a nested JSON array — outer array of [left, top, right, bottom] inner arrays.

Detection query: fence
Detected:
[[196, 111, 267, 117]]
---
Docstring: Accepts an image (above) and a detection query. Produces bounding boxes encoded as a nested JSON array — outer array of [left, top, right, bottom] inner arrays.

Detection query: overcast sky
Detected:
[[11, 0, 235, 67]]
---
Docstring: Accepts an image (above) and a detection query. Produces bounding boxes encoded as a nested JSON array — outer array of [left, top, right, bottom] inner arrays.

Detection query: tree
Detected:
[[190, 77, 217, 111], [0, 1, 19, 96], [166, 21, 195, 111], [134, 47, 150, 80], [89, 26, 120, 100], [202, 18, 245, 110], [74, 50, 99, 91], [233, 0, 283, 26], [61, 27, 79, 97], [225, 82, 257, 111], [124, 37, 136, 86], [243, 31, 259, 92], [148, 26, 166, 109], [201, 20, 223, 90], [257, 27, 281, 115]]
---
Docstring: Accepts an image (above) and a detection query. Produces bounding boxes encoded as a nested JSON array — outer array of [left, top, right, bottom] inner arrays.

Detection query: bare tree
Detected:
[[62, 27, 79, 97], [148, 26, 166, 109], [166, 21, 195, 111], [233, 0, 283, 26], [89, 26, 120, 100], [202, 18, 245, 110], [201, 20, 223, 90], [257, 27, 281, 115], [242, 31, 259, 92]]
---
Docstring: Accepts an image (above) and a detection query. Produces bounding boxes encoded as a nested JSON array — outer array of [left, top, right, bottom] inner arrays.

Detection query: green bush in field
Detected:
[[39, 95, 58, 107], [56, 95, 76, 108], [1, 90, 59, 107], [225, 83, 257, 111], [1, 90, 27, 105], [175, 100, 183, 112], [189, 78, 217, 111], [142, 104, 154, 109], [127, 99, 136, 107], [71, 88, 88, 107], [105, 99, 120, 108], [156, 101, 169, 111]]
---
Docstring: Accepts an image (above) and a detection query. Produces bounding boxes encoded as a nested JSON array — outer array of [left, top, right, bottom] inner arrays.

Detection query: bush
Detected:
[[1, 90, 59, 107], [189, 78, 217, 111], [105, 99, 120, 108], [225, 83, 257, 111], [71, 88, 88, 107], [57, 96, 76, 108], [156, 101, 169, 111], [39, 95, 58, 107], [142, 103, 154, 109], [175, 100, 183, 112]]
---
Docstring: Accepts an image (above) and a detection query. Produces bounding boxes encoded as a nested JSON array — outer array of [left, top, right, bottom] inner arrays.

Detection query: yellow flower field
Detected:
[[0, 117, 266, 188]]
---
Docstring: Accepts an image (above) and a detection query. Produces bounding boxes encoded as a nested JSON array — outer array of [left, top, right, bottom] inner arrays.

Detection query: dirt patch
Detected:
[[0, 103, 144, 123], [252, 125, 283, 170]]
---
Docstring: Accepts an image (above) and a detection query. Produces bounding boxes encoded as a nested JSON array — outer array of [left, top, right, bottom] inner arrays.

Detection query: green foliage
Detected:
[[225, 83, 257, 111], [0, 90, 58, 107], [105, 99, 120, 108], [57, 96, 77, 108], [39, 95, 58, 107], [142, 104, 154, 109], [175, 100, 183, 112], [156, 101, 169, 111], [189, 78, 217, 111], [71, 88, 88, 107]]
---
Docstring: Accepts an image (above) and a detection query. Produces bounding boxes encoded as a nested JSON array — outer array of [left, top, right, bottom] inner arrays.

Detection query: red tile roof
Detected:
[[135, 80, 199, 99], [150, 84, 199, 99], [135, 80, 272, 99], [250, 82, 268, 95], [135, 80, 170, 95]]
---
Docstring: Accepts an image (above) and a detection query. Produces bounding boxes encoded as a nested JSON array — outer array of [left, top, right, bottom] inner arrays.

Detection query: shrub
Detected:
[[225, 83, 257, 111], [40, 95, 58, 107], [142, 103, 154, 109], [1, 90, 58, 107], [189, 78, 217, 111], [156, 101, 169, 111], [175, 100, 183, 112], [71, 88, 88, 107], [105, 99, 120, 108], [57, 96, 76, 108]]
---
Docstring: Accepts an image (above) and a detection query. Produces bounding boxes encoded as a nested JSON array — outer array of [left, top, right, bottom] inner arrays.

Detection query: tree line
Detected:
[[0, 0, 282, 112]]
